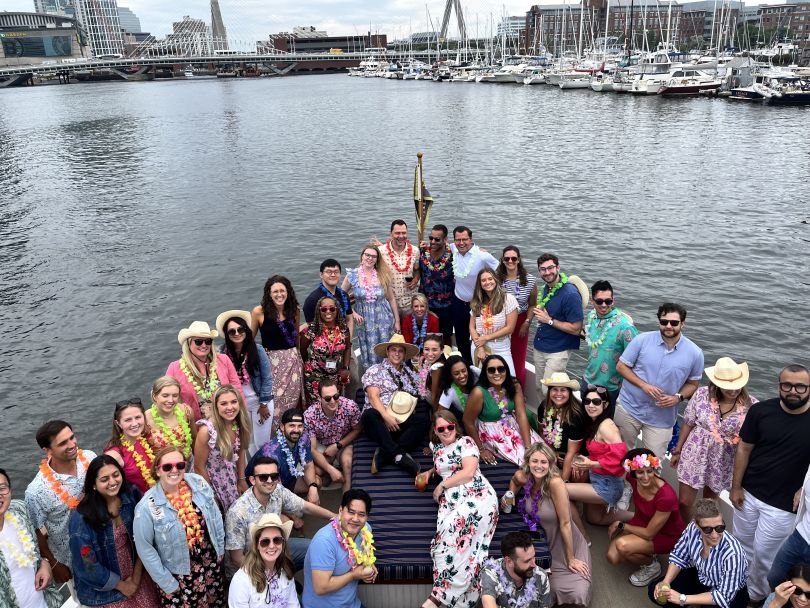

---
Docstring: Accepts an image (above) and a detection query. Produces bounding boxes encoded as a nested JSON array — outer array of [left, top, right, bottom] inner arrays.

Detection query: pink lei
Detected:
[[707, 398, 747, 445]]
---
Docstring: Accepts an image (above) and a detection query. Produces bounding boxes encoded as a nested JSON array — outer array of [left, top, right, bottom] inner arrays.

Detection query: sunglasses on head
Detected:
[[699, 524, 726, 534], [502, 256, 519, 262], [115, 397, 142, 410], [594, 298, 614, 306], [227, 327, 246, 337], [794, 588, 810, 598], [659, 319, 681, 327], [259, 536, 284, 548], [435, 423, 456, 433], [321, 394, 340, 402], [192, 338, 213, 346], [320, 306, 337, 313], [583, 397, 604, 406], [487, 365, 507, 374], [254, 472, 280, 483], [160, 461, 186, 472]]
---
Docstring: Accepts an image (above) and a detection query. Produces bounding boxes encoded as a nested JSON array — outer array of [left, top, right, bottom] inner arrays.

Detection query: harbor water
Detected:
[[0, 74, 808, 484]]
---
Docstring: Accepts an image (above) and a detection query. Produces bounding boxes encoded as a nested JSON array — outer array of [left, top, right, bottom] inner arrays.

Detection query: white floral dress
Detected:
[[431, 436, 499, 608]]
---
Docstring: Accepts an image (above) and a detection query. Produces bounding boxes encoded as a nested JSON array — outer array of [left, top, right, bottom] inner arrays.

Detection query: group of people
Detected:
[[3, 218, 810, 608]]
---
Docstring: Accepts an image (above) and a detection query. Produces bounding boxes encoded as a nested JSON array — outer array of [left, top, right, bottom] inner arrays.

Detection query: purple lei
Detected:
[[517, 475, 542, 532], [485, 557, 539, 608], [276, 318, 298, 348]]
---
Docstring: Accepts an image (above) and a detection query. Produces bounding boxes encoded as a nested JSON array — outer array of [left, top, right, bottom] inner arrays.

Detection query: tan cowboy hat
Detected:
[[373, 333, 420, 360], [248, 513, 293, 546], [541, 372, 581, 391], [215, 310, 252, 337], [568, 275, 590, 310], [705, 357, 750, 390], [388, 391, 418, 423], [177, 321, 218, 345]]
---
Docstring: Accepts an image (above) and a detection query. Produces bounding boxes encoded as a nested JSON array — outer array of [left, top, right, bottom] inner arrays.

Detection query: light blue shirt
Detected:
[[617, 330, 704, 428], [303, 521, 372, 608]]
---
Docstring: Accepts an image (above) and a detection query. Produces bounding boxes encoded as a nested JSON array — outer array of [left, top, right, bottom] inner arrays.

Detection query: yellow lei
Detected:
[[120, 436, 156, 487], [1, 512, 37, 569]]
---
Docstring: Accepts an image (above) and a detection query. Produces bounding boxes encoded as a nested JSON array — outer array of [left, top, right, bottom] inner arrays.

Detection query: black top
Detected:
[[302, 284, 352, 323], [740, 397, 810, 512], [258, 316, 298, 351], [539, 403, 586, 455]]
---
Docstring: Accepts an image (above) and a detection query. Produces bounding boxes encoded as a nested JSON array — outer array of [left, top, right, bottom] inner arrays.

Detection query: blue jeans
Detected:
[[768, 530, 810, 590], [288, 536, 311, 571]]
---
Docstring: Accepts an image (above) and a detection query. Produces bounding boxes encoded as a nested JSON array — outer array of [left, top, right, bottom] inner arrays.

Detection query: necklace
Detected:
[[179, 358, 218, 402], [165, 481, 203, 549], [584, 309, 625, 356], [481, 305, 495, 334], [331, 517, 376, 568], [319, 283, 350, 316], [358, 266, 379, 304], [542, 406, 563, 449], [422, 249, 451, 272], [274, 430, 307, 477], [537, 272, 568, 308], [149, 404, 193, 458], [452, 245, 480, 279], [488, 387, 510, 417], [0, 512, 37, 569], [39, 451, 88, 509], [120, 435, 156, 487], [485, 557, 539, 608], [707, 398, 746, 445], [452, 384, 468, 410], [385, 240, 413, 273], [276, 318, 297, 348], [412, 314, 428, 350], [518, 475, 542, 532]]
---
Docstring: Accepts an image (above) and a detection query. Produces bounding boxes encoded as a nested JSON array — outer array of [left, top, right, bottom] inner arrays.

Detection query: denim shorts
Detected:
[[591, 472, 624, 506]]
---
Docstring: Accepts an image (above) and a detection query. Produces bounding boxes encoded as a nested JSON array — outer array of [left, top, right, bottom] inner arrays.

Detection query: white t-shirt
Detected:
[[0, 518, 48, 608], [227, 567, 299, 608], [472, 294, 519, 343], [438, 367, 481, 410], [796, 465, 810, 544]]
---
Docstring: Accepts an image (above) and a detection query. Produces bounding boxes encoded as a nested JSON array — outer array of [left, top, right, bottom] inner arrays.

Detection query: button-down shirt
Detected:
[[618, 330, 704, 428], [449, 244, 498, 302], [583, 308, 638, 392], [480, 558, 552, 608], [378, 241, 419, 314], [419, 249, 454, 309], [24, 449, 97, 567], [361, 359, 424, 408], [304, 397, 361, 446], [225, 486, 305, 552], [668, 522, 749, 608]]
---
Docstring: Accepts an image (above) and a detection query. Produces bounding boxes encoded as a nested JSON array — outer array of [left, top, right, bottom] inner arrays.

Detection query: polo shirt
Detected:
[[303, 522, 372, 608], [532, 281, 583, 353]]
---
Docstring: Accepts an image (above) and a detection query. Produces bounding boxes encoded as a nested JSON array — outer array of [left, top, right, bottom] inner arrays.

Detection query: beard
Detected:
[[782, 393, 810, 411], [513, 563, 535, 581]]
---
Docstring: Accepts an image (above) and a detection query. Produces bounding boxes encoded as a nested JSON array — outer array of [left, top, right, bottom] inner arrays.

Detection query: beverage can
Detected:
[[502, 491, 515, 513]]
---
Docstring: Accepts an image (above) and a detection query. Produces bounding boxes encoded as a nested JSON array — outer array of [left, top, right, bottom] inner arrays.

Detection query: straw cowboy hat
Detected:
[[215, 310, 253, 338], [248, 513, 293, 546], [705, 357, 750, 390], [373, 333, 420, 360], [568, 274, 590, 310], [541, 372, 581, 391], [177, 321, 218, 345]]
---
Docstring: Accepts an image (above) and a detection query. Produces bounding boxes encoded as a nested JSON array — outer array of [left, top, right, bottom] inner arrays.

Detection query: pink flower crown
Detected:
[[623, 454, 661, 472]]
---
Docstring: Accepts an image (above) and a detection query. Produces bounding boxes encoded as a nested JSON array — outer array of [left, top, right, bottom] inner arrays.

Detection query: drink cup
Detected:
[[502, 491, 515, 513]]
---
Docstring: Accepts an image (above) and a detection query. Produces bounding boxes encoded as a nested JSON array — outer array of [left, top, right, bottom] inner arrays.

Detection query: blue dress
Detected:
[[347, 267, 395, 371]]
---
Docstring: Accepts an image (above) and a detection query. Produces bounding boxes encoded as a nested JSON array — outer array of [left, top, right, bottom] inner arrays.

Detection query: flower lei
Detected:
[[276, 319, 298, 348], [488, 387, 510, 416], [331, 517, 376, 567], [518, 475, 542, 532], [39, 450, 88, 509], [179, 358, 218, 402], [484, 557, 539, 608], [120, 435, 156, 487], [149, 404, 193, 458], [481, 305, 495, 334], [452, 244, 480, 279], [165, 481, 203, 549], [542, 406, 563, 449], [0, 512, 37, 568], [452, 384, 468, 410], [358, 266, 379, 304], [276, 429, 307, 478], [319, 283, 350, 316], [623, 453, 661, 472], [385, 240, 414, 273], [537, 272, 568, 308], [584, 309, 625, 354], [412, 313, 428, 350], [707, 398, 745, 445], [422, 249, 451, 272]]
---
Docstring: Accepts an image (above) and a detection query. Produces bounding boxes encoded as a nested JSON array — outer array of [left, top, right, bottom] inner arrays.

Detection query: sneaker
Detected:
[[370, 448, 382, 475], [629, 559, 661, 587], [617, 481, 633, 511], [396, 453, 421, 477]]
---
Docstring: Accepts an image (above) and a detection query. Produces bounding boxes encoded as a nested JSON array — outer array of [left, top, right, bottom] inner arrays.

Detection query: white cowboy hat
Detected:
[[373, 333, 420, 360], [248, 513, 293, 545], [215, 310, 253, 338], [568, 275, 590, 310], [705, 357, 750, 390], [541, 372, 581, 391], [388, 391, 418, 423], [177, 321, 218, 345]]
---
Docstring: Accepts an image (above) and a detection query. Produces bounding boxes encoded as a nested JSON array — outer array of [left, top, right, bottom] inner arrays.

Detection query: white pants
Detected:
[[472, 337, 515, 376], [243, 382, 273, 456], [732, 490, 796, 600], [533, 349, 570, 402], [614, 402, 673, 458]]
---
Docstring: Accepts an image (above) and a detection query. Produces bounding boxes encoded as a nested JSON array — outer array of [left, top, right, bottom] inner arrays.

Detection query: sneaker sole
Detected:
[[371, 449, 380, 475]]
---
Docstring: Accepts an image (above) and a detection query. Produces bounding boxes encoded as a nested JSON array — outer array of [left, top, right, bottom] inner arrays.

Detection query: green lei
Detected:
[[179, 358, 218, 402], [150, 403, 193, 458], [536, 272, 568, 307], [452, 384, 467, 409]]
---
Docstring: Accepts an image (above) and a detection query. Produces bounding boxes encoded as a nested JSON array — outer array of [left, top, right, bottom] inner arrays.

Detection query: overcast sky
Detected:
[[6, 1, 539, 40]]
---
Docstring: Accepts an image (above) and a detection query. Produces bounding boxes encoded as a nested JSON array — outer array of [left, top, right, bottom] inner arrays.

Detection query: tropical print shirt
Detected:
[[582, 308, 638, 392]]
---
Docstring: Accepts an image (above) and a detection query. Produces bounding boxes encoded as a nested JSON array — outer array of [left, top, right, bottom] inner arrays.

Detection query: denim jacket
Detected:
[[219, 344, 274, 403], [133, 473, 224, 594], [68, 486, 141, 606]]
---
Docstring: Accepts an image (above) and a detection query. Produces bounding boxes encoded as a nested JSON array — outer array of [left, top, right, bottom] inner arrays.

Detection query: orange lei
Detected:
[[481, 305, 494, 334], [40, 451, 89, 509], [166, 482, 203, 549]]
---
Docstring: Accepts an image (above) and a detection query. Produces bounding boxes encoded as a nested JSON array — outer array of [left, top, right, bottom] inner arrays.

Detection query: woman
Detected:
[[0, 467, 62, 608], [166, 321, 242, 422], [650, 498, 749, 608], [401, 293, 440, 352], [436, 355, 480, 419], [217, 310, 274, 454], [69, 455, 160, 607], [539, 373, 587, 482], [607, 448, 685, 588], [469, 268, 518, 374], [133, 446, 225, 608], [463, 354, 539, 466], [765, 564, 810, 608], [146, 377, 197, 462], [496, 246, 538, 387], [299, 296, 351, 407], [419, 410, 498, 608], [342, 244, 400, 371], [194, 385, 250, 513], [227, 513, 298, 608], [251, 275, 306, 432], [503, 442, 591, 607], [670, 357, 757, 523], [415, 334, 447, 405], [105, 399, 157, 494]]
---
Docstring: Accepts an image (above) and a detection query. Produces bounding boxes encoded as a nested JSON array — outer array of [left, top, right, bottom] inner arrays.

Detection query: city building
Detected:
[[676, 0, 742, 47], [409, 31, 439, 44], [256, 32, 387, 54], [32, 0, 76, 18], [116, 6, 140, 34], [497, 15, 526, 40], [210, 0, 227, 50], [293, 26, 328, 38], [0, 11, 87, 66], [75, 0, 124, 56]]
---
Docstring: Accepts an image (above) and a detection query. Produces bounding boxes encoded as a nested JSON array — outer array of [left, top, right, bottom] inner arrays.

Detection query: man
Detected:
[[768, 460, 810, 590], [303, 258, 354, 337], [378, 219, 420, 319], [225, 456, 336, 570], [449, 226, 498, 365], [582, 279, 638, 412], [532, 253, 584, 401], [303, 488, 377, 608], [25, 420, 97, 604], [730, 364, 810, 603], [419, 223, 455, 346], [246, 408, 321, 505], [481, 531, 551, 608], [615, 303, 704, 458]]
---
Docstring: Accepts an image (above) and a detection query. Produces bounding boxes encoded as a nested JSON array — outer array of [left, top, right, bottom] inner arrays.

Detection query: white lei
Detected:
[[452, 244, 480, 279], [0, 512, 37, 569]]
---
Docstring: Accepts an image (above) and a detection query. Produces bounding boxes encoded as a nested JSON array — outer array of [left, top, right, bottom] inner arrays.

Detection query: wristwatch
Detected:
[[336, 441, 344, 450], [617, 521, 625, 531], [547, 318, 554, 326], [309, 482, 320, 489], [675, 393, 684, 402], [679, 593, 687, 606]]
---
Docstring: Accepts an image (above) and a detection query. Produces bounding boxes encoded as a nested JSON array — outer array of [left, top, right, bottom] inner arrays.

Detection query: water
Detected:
[[1, 74, 808, 485]]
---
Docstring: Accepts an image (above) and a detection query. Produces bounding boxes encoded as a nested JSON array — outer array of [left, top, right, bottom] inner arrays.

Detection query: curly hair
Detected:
[[309, 295, 348, 336], [261, 275, 299, 322]]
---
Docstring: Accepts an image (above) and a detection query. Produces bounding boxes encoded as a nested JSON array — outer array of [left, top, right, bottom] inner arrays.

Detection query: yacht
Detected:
[[523, 67, 546, 85], [589, 72, 614, 92], [629, 49, 675, 95], [558, 72, 592, 89], [657, 68, 722, 96]]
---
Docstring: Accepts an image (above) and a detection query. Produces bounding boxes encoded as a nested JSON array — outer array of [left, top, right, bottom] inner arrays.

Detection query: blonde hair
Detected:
[[180, 339, 217, 383], [470, 268, 507, 316], [360, 244, 392, 292], [411, 292, 429, 310], [521, 442, 560, 499], [210, 385, 251, 462], [151, 445, 185, 479], [151, 375, 181, 402], [243, 524, 294, 592]]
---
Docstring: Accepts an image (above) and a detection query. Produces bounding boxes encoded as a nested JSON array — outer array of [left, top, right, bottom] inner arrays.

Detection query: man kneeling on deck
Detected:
[[481, 531, 552, 608]]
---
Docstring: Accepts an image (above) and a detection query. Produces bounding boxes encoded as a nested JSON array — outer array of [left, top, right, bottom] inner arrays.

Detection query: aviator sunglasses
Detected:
[[160, 461, 186, 472], [659, 319, 681, 327], [699, 524, 726, 534], [254, 472, 281, 483], [259, 536, 284, 548], [502, 256, 519, 262], [435, 423, 456, 434], [192, 338, 214, 346]]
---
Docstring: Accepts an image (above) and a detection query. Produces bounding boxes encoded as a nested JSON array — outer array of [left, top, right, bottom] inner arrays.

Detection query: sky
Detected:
[[5, 0, 539, 41]]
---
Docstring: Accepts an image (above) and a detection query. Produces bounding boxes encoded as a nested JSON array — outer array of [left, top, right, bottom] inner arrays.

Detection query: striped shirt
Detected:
[[668, 522, 749, 608], [502, 275, 538, 313]]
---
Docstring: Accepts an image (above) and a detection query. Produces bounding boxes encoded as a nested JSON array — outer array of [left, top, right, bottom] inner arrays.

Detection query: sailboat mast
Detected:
[[577, 0, 585, 59]]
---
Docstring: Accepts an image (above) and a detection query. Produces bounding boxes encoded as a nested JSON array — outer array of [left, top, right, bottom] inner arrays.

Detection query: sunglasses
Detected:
[[192, 338, 213, 346], [115, 397, 142, 410], [259, 536, 284, 548], [487, 365, 507, 374], [658, 319, 681, 327], [254, 472, 281, 483], [160, 461, 186, 472], [429, 236, 443, 242], [794, 588, 810, 598], [583, 398, 604, 406], [227, 327, 246, 337], [699, 524, 726, 534], [594, 298, 614, 306], [320, 306, 337, 313], [502, 256, 519, 262], [321, 394, 340, 402], [780, 382, 810, 395], [435, 423, 456, 434], [586, 385, 608, 394]]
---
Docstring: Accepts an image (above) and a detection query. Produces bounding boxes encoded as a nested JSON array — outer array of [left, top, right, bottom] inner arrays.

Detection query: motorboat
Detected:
[[658, 68, 722, 96], [523, 67, 546, 85], [589, 72, 614, 92], [558, 73, 592, 89]]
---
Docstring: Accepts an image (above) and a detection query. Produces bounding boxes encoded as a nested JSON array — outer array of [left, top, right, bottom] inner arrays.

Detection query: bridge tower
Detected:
[[210, 0, 228, 50], [439, 0, 467, 42]]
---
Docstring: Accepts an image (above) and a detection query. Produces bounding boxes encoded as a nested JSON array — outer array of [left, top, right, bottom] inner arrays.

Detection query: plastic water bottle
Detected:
[[502, 491, 515, 513]]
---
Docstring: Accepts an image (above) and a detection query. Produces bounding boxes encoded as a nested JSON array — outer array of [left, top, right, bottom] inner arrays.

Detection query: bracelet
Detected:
[[336, 442, 343, 450], [238, 477, 246, 480]]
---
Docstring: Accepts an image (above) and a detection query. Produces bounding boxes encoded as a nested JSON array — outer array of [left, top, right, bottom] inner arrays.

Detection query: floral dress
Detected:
[[347, 267, 395, 371], [475, 387, 540, 466], [303, 324, 350, 406], [107, 522, 161, 608], [431, 436, 499, 608], [196, 420, 240, 512], [677, 386, 758, 493]]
